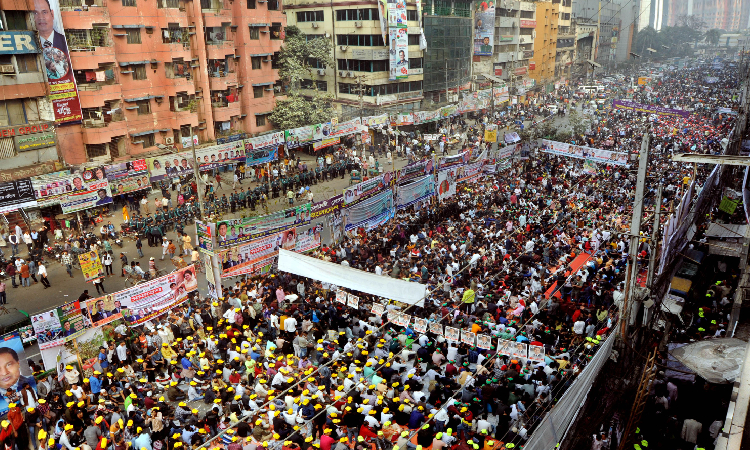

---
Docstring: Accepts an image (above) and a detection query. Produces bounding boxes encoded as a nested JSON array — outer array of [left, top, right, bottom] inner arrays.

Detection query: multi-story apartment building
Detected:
[[573, 0, 621, 70], [0, 6, 62, 180], [472, 1, 536, 88], [529, 0, 558, 89], [666, 0, 749, 31], [555, 0, 574, 81], [284, 0, 425, 119], [55, 0, 284, 164]]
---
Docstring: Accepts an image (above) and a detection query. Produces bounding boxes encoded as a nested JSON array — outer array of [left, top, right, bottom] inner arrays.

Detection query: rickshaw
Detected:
[[349, 170, 362, 185]]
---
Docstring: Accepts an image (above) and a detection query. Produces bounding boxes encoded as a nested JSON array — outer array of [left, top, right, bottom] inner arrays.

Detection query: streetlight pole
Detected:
[[189, 130, 206, 220]]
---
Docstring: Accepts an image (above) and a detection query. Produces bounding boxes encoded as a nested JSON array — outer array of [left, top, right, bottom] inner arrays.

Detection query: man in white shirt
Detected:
[[283, 315, 298, 336]]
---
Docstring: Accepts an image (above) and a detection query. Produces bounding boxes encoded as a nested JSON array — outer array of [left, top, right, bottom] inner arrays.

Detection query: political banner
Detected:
[[216, 204, 312, 248], [398, 159, 434, 184], [285, 125, 315, 149], [83, 295, 124, 327], [391, 112, 414, 126], [347, 294, 359, 309], [527, 344, 545, 363], [511, 342, 528, 360], [413, 110, 440, 125], [344, 189, 395, 233], [38, 0, 82, 125], [18, 325, 35, 344], [438, 150, 470, 169], [484, 128, 497, 143], [396, 175, 434, 210], [219, 230, 296, 278], [330, 118, 363, 138], [0, 332, 36, 415], [0, 179, 37, 214], [461, 330, 476, 345], [493, 84, 510, 104], [437, 168, 457, 201], [205, 253, 218, 300], [105, 159, 150, 196], [195, 220, 217, 255], [378, 0, 388, 42], [477, 334, 492, 350], [371, 303, 385, 316], [314, 136, 339, 151], [498, 339, 514, 357], [78, 249, 104, 283], [387, 0, 407, 27], [474, 0, 495, 56], [457, 161, 484, 183], [413, 317, 428, 333], [444, 326, 460, 342], [295, 223, 322, 253], [541, 140, 628, 166], [440, 104, 459, 118], [245, 131, 284, 166], [336, 290, 347, 304], [311, 195, 345, 219], [32, 301, 88, 350], [429, 321, 443, 336], [363, 114, 390, 128], [146, 141, 246, 181], [56, 167, 112, 213], [113, 265, 198, 326], [612, 99, 690, 118], [344, 171, 395, 205], [388, 27, 409, 80]]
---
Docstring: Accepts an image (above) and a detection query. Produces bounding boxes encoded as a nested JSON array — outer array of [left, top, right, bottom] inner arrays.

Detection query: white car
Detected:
[[547, 104, 559, 114]]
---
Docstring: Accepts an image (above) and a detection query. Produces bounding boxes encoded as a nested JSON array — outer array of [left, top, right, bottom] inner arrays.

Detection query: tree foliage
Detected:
[[270, 26, 335, 130], [633, 25, 703, 58], [705, 28, 722, 47]]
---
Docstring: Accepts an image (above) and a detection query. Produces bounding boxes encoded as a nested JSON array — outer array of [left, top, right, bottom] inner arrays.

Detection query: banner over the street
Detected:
[[612, 99, 690, 118]]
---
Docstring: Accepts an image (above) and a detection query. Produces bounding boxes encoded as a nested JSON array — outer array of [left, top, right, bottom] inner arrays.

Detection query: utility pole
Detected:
[[189, 129, 206, 220], [445, 59, 450, 103], [646, 184, 662, 289], [621, 129, 649, 342]]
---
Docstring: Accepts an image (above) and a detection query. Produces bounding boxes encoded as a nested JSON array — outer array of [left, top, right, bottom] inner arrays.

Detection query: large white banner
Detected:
[[437, 168, 457, 201], [541, 139, 628, 166]]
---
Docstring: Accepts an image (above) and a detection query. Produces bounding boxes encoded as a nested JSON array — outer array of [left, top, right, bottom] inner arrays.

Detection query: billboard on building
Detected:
[[388, 0, 408, 80], [474, 1, 496, 56], [34, 0, 82, 124]]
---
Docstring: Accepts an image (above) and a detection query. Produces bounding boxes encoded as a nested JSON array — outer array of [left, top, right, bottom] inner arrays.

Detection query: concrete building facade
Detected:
[[0, 4, 62, 180], [529, 0, 558, 88], [55, 0, 284, 165]]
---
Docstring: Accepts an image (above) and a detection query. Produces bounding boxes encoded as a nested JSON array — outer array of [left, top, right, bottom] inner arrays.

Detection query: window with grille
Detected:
[[251, 56, 262, 69], [255, 115, 266, 127], [249, 27, 260, 40], [126, 29, 142, 44], [86, 143, 108, 158], [408, 34, 419, 45], [0, 100, 27, 126], [407, 10, 418, 21], [3, 11, 27, 30], [136, 100, 151, 114], [300, 79, 327, 91], [247, 0, 255, 8], [16, 54, 38, 73], [296, 11, 323, 22], [142, 133, 156, 147], [122, 0, 136, 6], [0, 138, 16, 159], [335, 8, 378, 21], [253, 86, 264, 98], [132, 64, 147, 80], [268, 0, 278, 10]]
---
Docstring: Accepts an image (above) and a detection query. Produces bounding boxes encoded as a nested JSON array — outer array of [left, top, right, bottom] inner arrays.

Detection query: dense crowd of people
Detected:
[[0, 58, 741, 450]]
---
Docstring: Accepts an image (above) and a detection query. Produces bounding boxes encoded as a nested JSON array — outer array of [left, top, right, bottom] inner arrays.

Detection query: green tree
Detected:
[[568, 109, 586, 139], [270, 26, 335, 130], [705, 28, 722, 47]]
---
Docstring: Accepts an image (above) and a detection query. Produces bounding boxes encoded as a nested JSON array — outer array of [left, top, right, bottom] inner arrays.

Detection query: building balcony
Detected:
[[69, 45, 116, 69], [211, 100, 241, 122], [495, 17, 519, 28], [60, 0, 109, 29], [165, 76, 196, 95], [205, 40, 237, 59], [209, 71, 238, 90], [495, 51, 524, 63], [77, 82, 122, 108], [81, 117, 128, 145]]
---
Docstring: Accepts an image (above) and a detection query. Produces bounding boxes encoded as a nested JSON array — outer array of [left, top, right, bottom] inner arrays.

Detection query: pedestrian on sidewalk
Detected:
[[135, 235, 144, 258], [5, 262, 16, 288], [38, 263, 50, 289], [28, 258, 38, 284], [141, 196, 149, 215], [61, 251, 73, 278], [22, 232, 32, 254], [161, 240, 169, 260], [93, 277, 106, 295], [167, 240, 176, 260], [8, 234, 18, 256], [102, 252, 113, 276], [0, 280, 6, 304], [183, 233, 192, 256], [19, 261, 30, 287], [215, 173, 223, 190]]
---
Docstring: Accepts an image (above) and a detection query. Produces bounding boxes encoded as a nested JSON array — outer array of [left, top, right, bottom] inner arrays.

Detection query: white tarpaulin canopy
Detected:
[[671, 338, 747, 384], [277, 249, 427, 307]]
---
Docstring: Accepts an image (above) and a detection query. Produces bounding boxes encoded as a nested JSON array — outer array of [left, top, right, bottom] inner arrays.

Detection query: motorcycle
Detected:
[[114, 237, 123, 248]]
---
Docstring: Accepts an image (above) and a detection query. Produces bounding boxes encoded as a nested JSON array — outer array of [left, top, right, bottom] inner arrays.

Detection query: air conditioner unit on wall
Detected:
[[355, 21, 362, 28], [165, 136, 175, 144], [340, 45, 348, 51], [311, 22, 319, 28], [347, 71, 354, 77], [0, 65, 14, 73], [339, 70, 347, 77], [317, 69, 326, 75]]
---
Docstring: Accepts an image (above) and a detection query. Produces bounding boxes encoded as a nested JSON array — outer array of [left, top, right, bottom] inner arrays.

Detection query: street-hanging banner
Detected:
[[457, 161, 484, 183], [388, 27, 409, 80], [473, 1, 495, 56], [437, 168, 458, 201], [146, 140, 246, 181], [245, 131, 284, 167], [438, 150, 470, 169], [612, 99, 690, 118], [40, 0, 82, 125], [78, 249, 104, 283], [541, 139, 629, 166], [114, 265, 198, 326], [396, 175, 434, 210], [363, 114, 390, 128], [83, 295, 124, 328], [311, 195, 345, 219], [285, 125, 315, 149], [32, 301, 88, 350], [216, 204, 312, 248], [344, 171, 396, 205], [0, 179, 37, 214], [105, 159, 150, 196], [59, 167, 113, 213], [330, 118, 363, 138], [218, 230, 296, 278], [397, 159, 434, 184], [344, 189, 395, 233], [295, 223, 323, 253]]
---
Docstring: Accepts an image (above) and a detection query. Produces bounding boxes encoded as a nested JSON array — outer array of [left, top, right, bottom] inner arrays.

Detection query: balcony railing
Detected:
[[82, 111, 125, 128], [208, 69, 235, 78]]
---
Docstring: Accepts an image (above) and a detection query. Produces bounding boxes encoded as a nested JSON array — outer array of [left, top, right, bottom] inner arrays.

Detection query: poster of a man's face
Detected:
[[0, 333, 36, 415]]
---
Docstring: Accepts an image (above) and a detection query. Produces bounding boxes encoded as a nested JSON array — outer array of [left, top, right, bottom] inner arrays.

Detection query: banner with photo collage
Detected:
[[215, 204, 312, 248], [145, 140, 247, 181], [344, 188, 395, 234], [396, 175, 435, 210], [474, 1, 495, 56], [388, 0, 408, 80], [104, 159, 150, 197], [32, 301, 88, 350], [218, 229, 296, 278]]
